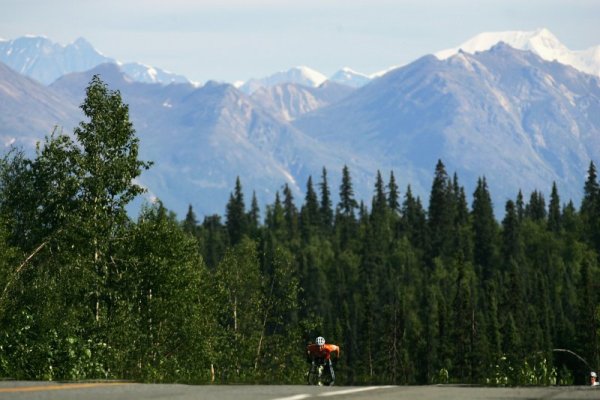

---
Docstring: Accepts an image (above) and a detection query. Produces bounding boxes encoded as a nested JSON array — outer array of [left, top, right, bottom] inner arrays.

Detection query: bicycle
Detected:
[[307, 359, 334, 386]]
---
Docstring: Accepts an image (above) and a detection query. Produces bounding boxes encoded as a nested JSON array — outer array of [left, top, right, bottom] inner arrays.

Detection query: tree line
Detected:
[[0, 77, 598, 385]]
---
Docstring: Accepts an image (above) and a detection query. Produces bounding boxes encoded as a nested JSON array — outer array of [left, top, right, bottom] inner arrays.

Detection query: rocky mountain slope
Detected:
[[295, 43, 600, 210], [1, 31, 599, 218]]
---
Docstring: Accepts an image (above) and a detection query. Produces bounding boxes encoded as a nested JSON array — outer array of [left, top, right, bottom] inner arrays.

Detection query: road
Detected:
[[0, 382, 599, 400]]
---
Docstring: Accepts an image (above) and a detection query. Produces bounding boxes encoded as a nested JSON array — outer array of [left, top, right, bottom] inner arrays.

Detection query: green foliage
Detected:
[[488, 354, 557, 386], [0, 74, 598, 386]]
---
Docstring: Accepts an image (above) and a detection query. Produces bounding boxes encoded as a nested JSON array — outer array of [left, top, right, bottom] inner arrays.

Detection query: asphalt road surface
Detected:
[[0, 382, 599, 400]]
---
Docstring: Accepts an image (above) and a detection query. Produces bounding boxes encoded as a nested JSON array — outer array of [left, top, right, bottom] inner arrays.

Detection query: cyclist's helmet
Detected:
[[316, 336, 326, 346]]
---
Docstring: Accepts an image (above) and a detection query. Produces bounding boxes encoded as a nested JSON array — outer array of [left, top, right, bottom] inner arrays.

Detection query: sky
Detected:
[[1, 0, 599, 84]]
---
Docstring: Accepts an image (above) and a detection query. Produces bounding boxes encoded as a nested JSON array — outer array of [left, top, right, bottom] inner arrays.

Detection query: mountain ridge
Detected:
[[294, 44, 600, 212], [435, 28, 600, 78], [0, 35, 190, 85], [1, 33, 599, 218]]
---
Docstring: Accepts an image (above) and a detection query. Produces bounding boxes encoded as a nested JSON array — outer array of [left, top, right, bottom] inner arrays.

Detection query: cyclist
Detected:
[[307, 336, 340, 385]]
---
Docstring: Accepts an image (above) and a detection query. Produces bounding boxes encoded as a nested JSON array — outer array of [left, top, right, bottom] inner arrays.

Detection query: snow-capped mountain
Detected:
[[435, 28, 600, 78], [329, 68, 371, 88], [249, 81, 355, 121], [1, 30, 599, 218], [0, 36, 191, 85], [295, 43, 600, 213], [239, 66, 328, 94], [120, 62, 190, 85], [0, 36, 112, 85]]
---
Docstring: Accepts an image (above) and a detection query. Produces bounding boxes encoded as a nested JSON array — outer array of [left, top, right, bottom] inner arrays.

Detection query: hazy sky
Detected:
[[2, 0, 599, 83]]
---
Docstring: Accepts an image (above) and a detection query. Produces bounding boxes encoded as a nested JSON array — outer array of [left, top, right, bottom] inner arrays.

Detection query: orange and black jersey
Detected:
[[307, 343, 340, 361]]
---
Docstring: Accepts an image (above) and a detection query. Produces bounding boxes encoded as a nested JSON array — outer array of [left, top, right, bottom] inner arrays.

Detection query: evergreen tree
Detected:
[[265, 192, 286, 242], [450, 261, 477, 382], [387, 170, 400, 214], [182, 204, 199, 236], [581, 161, 600, 252], [548, 182, 561, 233], [471, 177, 497, 278], [226, 177, 247, 246], [372, 170, 387, 215], [337, 165, 358, 219], [516, 190, 525, 222], [247, 191, 261, 239], [401, 185, 428, 251], [202, 214, 228, 269], [336, 165, 359, 251], [501, 200, 523, 266], [575, 256, 600, 372], [452, 174, 472, 262], [319, 167, 333, 233], [282, 183, 299, 241], [581, 161, 599, 216], [525, 190, 546, 221], [300, 176, 320, 241], [428, 160, 455, 261]]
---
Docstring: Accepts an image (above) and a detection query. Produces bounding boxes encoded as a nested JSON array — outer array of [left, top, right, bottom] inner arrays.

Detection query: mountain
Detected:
[[0, 36, 112, 85], [120, 62, 190, 85], [0, 36, 191, 85], [2, 31, 600, 218], [330, 68, 372, 88], [0, 61, 79, 148], [239, 66, 328, 94], [435, 28, 600, 78], [295, 43, 600, 213], [47, 63, 372, 216], [249, 81, 355, 121]]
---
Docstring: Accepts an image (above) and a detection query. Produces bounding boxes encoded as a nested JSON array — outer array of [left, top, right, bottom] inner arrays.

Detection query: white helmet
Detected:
[[316, 336, 326, 346], [592, 371, 597, 378]]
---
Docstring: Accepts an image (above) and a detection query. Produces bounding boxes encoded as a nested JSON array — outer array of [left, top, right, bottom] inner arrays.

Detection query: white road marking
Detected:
[[270, 386, 394, 400], [271, 395, 311, 400], [318, 386, 395, 397]]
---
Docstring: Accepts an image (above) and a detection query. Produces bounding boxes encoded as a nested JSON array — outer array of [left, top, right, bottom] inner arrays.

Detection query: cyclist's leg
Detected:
[[327, 359, 335, 385]]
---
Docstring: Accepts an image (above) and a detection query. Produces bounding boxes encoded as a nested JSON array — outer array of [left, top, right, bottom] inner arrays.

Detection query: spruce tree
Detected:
[[202, 214, 228, 269], [501, 200, 522, 266], [336, 165, 359, 250], [516, 190, 525, 222], [247, 191, 261, 239], [300, 176, 320, 241], [401, 185, 428, 251], [337, 165, 358, 219], [525, 190, 546, 221], [319, 167, 333, 233], [183, 204, 199, 236], [282, 183, 298, 241], [387, 170, 400, 214], [265, 191, 285, 241], [372, 170, 387, 215], [428, 160, 454, 261], [548, 182, 561, 233], [581, 161, 600, 252], [471, 177, 497, 278], [226, 177, 247, 246]]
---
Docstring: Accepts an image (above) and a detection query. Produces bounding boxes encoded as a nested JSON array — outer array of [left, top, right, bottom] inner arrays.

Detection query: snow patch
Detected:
[[435, 28, 600, 78]]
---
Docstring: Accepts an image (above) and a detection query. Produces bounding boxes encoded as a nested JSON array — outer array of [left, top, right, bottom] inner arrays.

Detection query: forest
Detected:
[[0, 76, 598, 386]]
